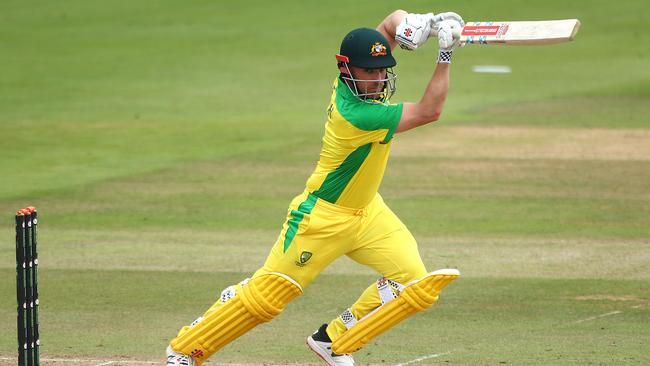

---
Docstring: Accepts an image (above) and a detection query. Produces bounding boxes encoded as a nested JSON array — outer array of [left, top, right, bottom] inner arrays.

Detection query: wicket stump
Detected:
[[15, 206, 40, 366]]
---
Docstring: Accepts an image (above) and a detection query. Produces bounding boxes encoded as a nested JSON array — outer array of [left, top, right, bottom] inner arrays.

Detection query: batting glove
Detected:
[[395, 13, 434, 50], [430, 12, 465, 37], [436, 19, 463, 63]]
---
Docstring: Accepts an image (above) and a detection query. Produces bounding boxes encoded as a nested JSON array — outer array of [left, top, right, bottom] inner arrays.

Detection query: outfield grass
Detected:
[[1, 0, 649, 365]]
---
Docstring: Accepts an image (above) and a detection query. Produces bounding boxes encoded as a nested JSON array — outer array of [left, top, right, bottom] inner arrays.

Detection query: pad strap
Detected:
[[377, 277, 405, 304], [340, 308, 357, 329]]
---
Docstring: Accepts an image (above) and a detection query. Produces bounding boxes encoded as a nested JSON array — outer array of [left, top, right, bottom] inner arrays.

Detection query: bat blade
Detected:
[[460, 19, 581, 45]]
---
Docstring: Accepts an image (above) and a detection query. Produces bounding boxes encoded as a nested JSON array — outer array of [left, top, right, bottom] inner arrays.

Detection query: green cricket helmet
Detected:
[[336, 28, 397, 102]]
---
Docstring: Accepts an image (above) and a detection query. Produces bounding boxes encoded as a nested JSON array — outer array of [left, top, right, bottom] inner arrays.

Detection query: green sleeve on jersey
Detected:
[[336, 83, 403, 143]]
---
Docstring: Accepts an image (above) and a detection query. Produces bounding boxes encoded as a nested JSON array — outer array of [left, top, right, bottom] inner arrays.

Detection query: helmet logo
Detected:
[[404, 28, 413, 37], [370, 42, 387, 57]]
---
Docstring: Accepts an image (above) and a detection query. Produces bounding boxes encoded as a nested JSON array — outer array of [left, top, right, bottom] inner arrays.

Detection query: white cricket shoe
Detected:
[[307, 324, 355, 366], [166, 345, 195, 366]]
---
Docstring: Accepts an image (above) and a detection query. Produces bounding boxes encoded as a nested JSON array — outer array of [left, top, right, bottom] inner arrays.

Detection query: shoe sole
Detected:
[[306, 336, 335, 366]]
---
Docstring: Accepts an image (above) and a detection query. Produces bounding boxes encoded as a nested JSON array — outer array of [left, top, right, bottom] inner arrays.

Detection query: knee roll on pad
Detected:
[[170, 273, 302, 364], [331, 269, 460, 355]]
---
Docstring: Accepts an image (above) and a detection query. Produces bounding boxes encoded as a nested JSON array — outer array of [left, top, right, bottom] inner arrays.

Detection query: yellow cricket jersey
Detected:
[[304, 77, 403, 209]]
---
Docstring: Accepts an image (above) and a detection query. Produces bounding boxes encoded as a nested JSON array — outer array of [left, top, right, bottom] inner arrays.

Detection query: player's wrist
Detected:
[[437, 50, 453, 64]]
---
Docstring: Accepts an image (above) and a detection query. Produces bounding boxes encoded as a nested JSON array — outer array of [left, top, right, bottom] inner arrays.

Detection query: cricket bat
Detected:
[[459, 19, 581, 45]]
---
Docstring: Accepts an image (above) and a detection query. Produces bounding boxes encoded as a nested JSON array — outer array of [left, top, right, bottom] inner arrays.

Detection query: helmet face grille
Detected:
[[340, 63, 397, 104]]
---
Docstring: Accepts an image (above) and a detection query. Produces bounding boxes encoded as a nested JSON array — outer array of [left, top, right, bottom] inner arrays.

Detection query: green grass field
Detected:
[[1, 0, 649, 365]]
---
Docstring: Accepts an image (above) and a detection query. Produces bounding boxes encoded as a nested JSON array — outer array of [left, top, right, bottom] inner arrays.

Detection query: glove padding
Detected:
[[437, 19, 463, 51], [395, 13, 434, 50], [430, 12, 465, 37], [395, 11, 465, 51]]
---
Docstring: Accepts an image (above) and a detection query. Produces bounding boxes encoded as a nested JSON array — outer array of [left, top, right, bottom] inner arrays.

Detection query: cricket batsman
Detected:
[[167, 9, 463, 366]]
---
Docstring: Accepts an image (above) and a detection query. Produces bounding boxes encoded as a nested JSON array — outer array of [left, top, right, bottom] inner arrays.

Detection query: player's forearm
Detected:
[[419, 62, 450, 121], [396, 63, 449, 133], [376, 10, 407, 50]]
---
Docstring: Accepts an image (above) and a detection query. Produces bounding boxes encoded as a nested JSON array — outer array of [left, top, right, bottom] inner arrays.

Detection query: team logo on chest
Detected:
[[370, 42, 387, 56]]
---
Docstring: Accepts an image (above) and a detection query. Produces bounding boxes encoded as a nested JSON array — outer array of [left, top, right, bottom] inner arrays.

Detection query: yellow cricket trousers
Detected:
[[254, 190, 428, 339], [174, 190, 428, 347]]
